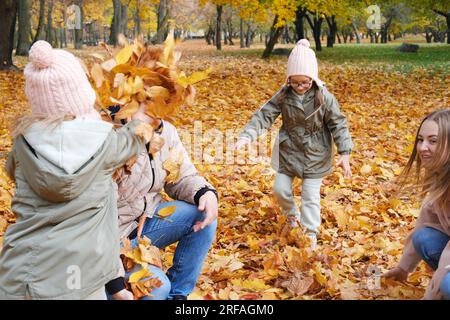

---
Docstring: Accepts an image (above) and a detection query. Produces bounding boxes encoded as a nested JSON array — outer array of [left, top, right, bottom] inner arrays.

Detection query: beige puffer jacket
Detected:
[[115, 120, 216, 239]]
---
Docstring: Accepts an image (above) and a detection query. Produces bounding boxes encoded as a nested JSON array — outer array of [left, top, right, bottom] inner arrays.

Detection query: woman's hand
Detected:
[[337, 154, 352, 179], [193, 191, 218, 232], [383, 266, 409, 282]]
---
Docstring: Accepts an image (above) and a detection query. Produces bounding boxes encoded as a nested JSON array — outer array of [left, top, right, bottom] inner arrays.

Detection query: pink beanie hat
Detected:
[[287, 39, 324, 87], [24, 41, 101, 120]]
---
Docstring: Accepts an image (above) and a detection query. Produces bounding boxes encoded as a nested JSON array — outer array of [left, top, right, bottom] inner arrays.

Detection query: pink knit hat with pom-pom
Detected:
[[24, 41, 101, 119], [287, 39, 324, 87]]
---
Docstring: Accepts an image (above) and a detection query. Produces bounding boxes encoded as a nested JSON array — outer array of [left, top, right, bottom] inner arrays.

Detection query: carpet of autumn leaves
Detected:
[[0, 40, 449, 300]]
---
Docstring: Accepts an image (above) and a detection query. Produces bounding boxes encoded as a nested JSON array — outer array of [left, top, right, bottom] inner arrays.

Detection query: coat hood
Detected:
[[17, 119, 113, 202]]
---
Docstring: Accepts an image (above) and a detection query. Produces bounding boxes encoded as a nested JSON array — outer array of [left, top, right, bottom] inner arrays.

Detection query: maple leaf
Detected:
[[241, 278, 270, 291], [360, 164, 372, 176], [135, 122, 154, 143], [116, 100, 140, 120], [148, 135, 165, 155], [138, 237, 163, 269], [339, 283, 360, 300], [156, 205, 177, 218], [160, 32, 175, 67], [129, 266, 153, 284], [177, 68, 213, 88], [262, 250, 284, 277], [129, 276, 163, 300], [90, 63, 104, 88], [281, 272, 314, 296], [115, 45, 135, 65], [163, 149, 184, 184]]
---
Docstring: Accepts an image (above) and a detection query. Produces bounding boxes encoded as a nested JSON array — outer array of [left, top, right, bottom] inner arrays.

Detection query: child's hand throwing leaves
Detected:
[[337, 154, 352, 179]]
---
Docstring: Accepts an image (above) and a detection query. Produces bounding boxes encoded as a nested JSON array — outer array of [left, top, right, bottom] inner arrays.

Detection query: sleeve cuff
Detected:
[[194, 187, 218, 206], [108, 105, 127, 125], [105, 277, 126, 295]]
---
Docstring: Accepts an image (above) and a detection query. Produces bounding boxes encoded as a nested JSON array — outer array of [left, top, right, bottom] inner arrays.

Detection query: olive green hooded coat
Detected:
[[240, 85, 353, 179], [0, 119, 143, 300]]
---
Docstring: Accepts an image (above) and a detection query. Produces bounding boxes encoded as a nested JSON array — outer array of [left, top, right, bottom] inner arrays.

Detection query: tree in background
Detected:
[[414, 0, 450, 43], [1, 0, 449, 71], [0, 0, 17, 70], [155, 0, 169, 43], [16, 0, 33, 56], [199, 0, 232, 50]]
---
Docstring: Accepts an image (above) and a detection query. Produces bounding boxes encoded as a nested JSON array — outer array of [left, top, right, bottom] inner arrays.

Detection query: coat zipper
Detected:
[[148, 149, 156, 191]]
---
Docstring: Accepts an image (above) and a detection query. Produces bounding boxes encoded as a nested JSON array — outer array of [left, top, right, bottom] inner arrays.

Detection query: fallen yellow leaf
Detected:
[[129, 267, 153, 283], [157, 205, 177, 218], [115, 45, 135, 65]]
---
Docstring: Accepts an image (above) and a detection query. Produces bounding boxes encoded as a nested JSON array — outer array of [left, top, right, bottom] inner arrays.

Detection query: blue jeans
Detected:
[[125, 265, 171, 300], [130, 200, 217, 299], [106, 264, 171, 300], [441, 273, 450, 300], [412, 227, 450, 299]]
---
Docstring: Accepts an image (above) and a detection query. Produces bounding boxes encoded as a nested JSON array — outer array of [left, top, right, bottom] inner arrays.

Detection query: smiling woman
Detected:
[[417, 120, 438, 166], [397, 109, 450, 208], [384, 109, 450, 300]]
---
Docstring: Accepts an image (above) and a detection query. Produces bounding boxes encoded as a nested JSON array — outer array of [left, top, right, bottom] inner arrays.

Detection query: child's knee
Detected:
[[412, 228, 429, 252], [172, 200, 203, 219], [440, 272, 450, 300], [273, 183, 292, 200], [152, 276, 171, 300], [301, 184, 321, 202], [141, 266, 171, 300]]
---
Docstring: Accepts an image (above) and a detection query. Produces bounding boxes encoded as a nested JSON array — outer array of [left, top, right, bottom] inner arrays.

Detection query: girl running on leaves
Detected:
[[236, 40, 353, 250]]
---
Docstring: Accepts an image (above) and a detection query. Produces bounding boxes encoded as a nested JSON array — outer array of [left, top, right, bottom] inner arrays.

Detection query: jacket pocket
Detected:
[[278, 131, 290, 150], [306, 133, 325, 154]]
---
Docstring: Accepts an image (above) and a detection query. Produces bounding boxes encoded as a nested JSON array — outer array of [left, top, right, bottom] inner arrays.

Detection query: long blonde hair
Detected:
[[11, 113, 76, 139], [398, 109, 450, 214]]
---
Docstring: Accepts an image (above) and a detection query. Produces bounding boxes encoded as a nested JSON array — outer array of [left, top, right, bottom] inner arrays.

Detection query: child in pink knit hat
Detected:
[[0, 41, 151, 300], [237, 39, 353, 250]]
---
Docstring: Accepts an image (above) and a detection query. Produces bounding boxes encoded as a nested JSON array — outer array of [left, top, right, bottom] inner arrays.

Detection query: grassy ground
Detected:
[[217, 41, 450, 74], [315, 43, 450, 74], [12, 38, 450, 74]]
